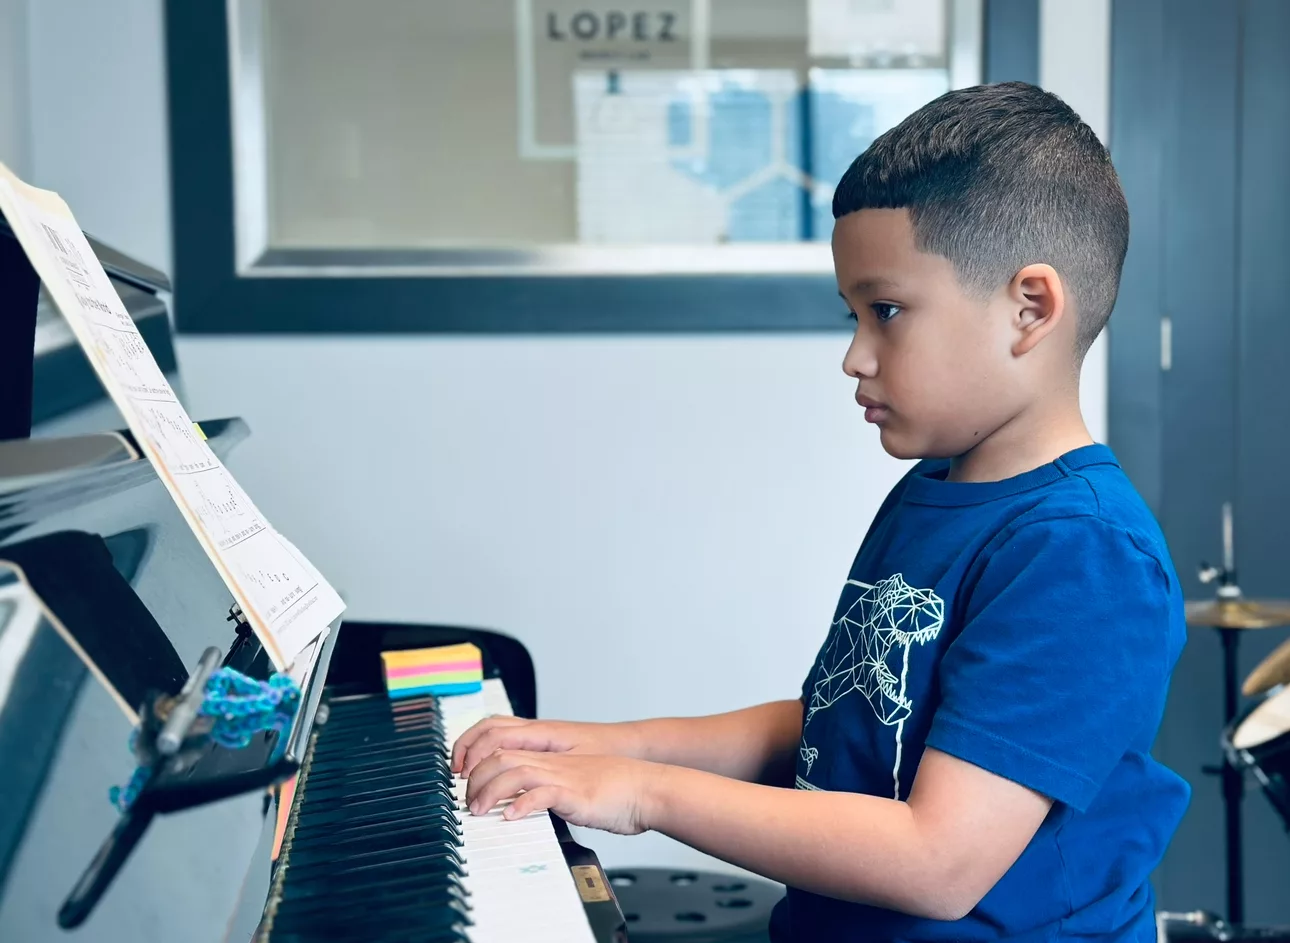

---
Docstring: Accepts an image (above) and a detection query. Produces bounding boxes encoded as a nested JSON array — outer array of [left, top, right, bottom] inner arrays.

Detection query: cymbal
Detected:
[[1185, 598, 1290, 630], [1244, 635, 1290, 696]]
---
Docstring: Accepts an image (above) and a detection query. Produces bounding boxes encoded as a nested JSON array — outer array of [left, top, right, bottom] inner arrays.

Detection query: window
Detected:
[[229, 0, 981, 277]]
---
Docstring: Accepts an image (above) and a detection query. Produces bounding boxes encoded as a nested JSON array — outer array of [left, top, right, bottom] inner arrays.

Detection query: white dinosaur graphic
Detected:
[[799, 573, 945, 798]]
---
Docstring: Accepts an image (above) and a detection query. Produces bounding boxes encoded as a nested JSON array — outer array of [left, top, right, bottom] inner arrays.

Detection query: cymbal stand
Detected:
[[1198, 502, 1244, 925]]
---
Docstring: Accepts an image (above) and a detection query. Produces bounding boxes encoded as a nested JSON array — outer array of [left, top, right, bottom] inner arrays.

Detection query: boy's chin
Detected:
[[876, 426, 930, 462], [876, 423, 969, 462]]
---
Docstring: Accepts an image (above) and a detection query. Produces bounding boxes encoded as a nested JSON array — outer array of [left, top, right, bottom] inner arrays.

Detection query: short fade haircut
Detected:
[[832, 81, 1129, 358]]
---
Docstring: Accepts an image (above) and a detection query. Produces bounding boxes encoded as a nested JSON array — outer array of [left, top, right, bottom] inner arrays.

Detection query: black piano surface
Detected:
[[0, 234, 626, 941], [0, 419, 297, 941], [2, 215, 178, 438]]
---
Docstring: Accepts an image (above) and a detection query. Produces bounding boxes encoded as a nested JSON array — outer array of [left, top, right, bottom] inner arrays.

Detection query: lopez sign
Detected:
[[519, 0, 703, 158], [545, 10, 681, 43]]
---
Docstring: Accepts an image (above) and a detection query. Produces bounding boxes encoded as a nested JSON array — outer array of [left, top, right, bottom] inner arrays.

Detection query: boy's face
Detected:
[[833, 208, 1027, 461]]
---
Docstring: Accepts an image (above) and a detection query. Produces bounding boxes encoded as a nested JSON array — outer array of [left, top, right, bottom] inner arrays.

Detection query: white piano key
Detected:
[[439, 678, 597, 943]]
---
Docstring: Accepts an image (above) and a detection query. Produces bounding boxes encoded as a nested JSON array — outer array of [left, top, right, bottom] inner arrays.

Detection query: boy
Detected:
[[452, 82, 1190, 942]]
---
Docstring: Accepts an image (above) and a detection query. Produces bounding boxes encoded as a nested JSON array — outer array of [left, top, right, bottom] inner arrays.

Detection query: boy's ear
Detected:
[[1008, 263, 1066, 356]]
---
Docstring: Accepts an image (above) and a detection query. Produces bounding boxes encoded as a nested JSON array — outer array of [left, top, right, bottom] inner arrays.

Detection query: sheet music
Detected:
[[0, 164, 344, 669]]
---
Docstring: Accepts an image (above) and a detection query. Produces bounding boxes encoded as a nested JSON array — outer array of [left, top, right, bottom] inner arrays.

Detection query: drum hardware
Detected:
[[1158, 911, 1235, 941], [1157, 910, 1290, 942], [1198, 502, 1242, 602], [1187, 504, 1251, 925], [1184, 505, 1286, 925], [1223, 686, 1290, 830], [1185, 504, 1290, 927]]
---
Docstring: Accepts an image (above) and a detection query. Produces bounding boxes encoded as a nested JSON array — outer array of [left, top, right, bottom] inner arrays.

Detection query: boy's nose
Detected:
[[842, 327, 879, 379]]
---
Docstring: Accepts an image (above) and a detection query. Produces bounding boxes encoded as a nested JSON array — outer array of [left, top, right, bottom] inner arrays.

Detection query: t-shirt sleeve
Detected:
[[925, 516, 1173, 812]]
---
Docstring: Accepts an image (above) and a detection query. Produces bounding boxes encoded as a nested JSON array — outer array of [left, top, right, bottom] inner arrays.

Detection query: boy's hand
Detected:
[[464, 750, 663, 836], [451, 717, 641, 777]]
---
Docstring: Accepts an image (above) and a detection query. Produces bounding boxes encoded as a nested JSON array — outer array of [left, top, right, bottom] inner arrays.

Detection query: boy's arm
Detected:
[[467, 520, 1176, 919], [452, 699, 803, 785], [628, 700, 803, 784], [464, 745, 1051, 921]]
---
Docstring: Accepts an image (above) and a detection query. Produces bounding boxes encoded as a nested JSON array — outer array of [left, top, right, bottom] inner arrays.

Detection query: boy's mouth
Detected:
[[856, 392, 889, 424]]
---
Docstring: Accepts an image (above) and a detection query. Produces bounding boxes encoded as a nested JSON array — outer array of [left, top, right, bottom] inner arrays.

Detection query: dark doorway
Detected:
[[1111, 0, 1290, 925]]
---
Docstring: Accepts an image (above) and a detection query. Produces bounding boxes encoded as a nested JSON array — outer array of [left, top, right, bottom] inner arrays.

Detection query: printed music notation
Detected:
[[0, 164, 346, 669], [38, 220, 135, 333], [94, 330, 171, 400], [223, 533, 331, 657], [142, 401, 218, 475], [178, 469, 265, 551], [241, 566, 310, 621]]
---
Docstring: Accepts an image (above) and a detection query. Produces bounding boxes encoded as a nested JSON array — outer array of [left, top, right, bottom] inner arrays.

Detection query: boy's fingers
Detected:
[[460, 723, 562, 777], [503, 785, 565, 820], [464, 749, 544, 804], [451, 716, 527, 772], [469, 763, 553, 815]]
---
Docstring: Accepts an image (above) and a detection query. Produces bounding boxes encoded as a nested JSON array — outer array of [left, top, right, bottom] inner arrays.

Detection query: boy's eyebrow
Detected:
[[843, 277, 901, 296]]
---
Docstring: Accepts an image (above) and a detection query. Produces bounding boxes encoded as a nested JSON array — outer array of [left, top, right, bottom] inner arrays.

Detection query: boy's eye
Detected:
[[872, 303, 902, 323], [846, 310, 858, 322]]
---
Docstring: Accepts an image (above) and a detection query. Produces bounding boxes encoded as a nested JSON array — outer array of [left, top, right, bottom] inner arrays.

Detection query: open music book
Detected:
[[0, 163, 343, 670]]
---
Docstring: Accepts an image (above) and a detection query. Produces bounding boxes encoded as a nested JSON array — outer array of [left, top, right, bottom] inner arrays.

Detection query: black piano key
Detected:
[[272, 917, 470, 943], [265, 693, 496, 942], [324, 692, 434, 713], [298, 783, 455, 815], [270, 912, 472, 943], [286, 809, 462, 849], [278, 898, 471, 931], [325, 707, 442, 730], [274, 870, 468, 918], [274, 860, 469, 904], [289, 793, 460, 834], [301, 765, 454, 799], [297, 751, 446, 786], [273, 881, 468, 924], [301, 766, 453, 797], [287, 809, 462, 846], [279, 908, 471, 937], [287, 814, 462, 857], [300, 760, 446, 792], [298, 783, 455, 812], [307, 730, 448, 759], [298, 764, 448, 802], [319, 707, 442, 735], [282, 838, 465, 881], [320, 701, 442, 727], [278, 853, 465, 905]]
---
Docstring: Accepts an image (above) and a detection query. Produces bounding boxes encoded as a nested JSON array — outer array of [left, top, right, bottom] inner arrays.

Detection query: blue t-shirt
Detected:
[[769, 445, 1190, 943]]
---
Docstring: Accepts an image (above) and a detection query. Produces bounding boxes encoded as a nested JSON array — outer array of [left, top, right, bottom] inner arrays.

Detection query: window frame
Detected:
[[166, 0, 1033, 333]]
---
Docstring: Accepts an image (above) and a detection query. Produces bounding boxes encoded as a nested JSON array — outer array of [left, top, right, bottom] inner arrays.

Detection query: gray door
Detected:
[[1112, 0, 1290, 925]]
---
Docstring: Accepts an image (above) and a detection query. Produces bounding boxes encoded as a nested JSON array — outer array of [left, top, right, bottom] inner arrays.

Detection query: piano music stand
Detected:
[[0, 215, 40, 441], [330, 622, 538, 719]]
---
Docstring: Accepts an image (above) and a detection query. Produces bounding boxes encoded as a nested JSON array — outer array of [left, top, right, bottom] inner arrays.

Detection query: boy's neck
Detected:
[[946, 397, 1094, 484]]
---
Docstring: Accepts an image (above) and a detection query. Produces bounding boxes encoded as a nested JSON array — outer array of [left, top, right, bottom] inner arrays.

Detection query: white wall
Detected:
[[16, 0, 1112, 872], [0, 0, 29, 178], [25, 0, 171, 270], [179, 334, 906, 870], [1042, 0, 1111, 450]]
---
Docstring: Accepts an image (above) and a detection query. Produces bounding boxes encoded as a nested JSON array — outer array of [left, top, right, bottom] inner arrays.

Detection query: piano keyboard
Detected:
[[260, 679, 597, 942]]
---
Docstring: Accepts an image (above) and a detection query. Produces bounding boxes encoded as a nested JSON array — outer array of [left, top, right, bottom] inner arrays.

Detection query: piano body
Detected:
[[0, 225, 628, 941]]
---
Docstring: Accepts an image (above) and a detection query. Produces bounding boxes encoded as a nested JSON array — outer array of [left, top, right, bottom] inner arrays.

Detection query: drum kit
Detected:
[[1158, 505, 1290, 942]]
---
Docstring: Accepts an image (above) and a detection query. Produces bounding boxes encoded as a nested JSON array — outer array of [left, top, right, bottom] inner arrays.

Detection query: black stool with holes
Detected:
[[605, 868, 779, 942]]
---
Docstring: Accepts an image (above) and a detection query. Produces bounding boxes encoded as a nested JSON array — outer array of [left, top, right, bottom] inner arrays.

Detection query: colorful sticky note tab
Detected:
[[380, 642, 483, 699]]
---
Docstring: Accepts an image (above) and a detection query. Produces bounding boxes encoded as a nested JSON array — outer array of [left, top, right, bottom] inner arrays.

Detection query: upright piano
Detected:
[[0, 225, 628, 942]]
